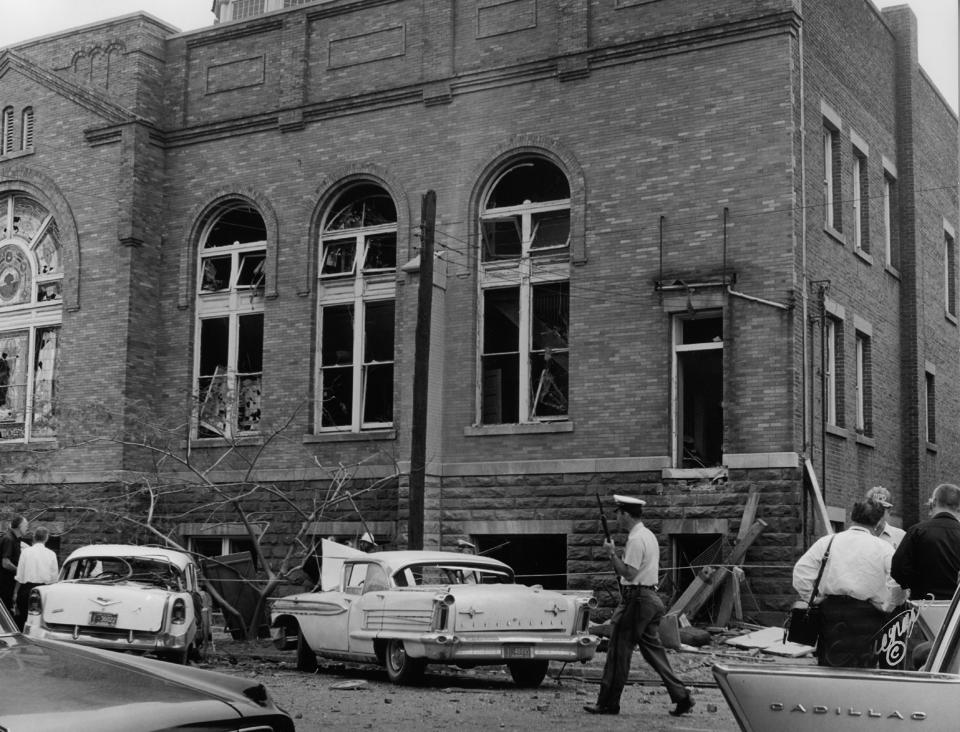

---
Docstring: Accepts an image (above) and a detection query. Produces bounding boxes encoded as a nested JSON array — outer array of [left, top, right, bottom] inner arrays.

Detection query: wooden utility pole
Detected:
[[408, 190, 435, 549]]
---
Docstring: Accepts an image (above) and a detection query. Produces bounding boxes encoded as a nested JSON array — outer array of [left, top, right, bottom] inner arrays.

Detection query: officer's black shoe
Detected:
[[583, 704, 619, 715], [669, 696, 695, 717]]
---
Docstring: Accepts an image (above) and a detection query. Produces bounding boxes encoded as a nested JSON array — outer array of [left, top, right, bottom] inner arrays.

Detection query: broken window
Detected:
[[0, 193, 63, 442], [194, 203, 266, 438], [317, 183, 396, 432], [674, 313, 723, 467], [478, 157, 570, 424]]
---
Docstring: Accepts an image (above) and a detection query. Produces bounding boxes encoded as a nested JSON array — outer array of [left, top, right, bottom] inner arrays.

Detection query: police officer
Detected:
[[584, 495, 693, 717]]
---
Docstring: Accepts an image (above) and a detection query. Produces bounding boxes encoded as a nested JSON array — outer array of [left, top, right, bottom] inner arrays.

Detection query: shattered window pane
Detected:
[[237, 314, 263, 374], [326, 184, 397, 231], [532, 283, 569, 351], [364, 301, 394, 362], [198, 318, 230, 435], [199, 317, 229, 377], [235, 314, 264, 432], [0, 244, 31, 306], [37, 281, 61, 302], [35, 223, 62, 276], [362, 301, 394, 425], [201, 256, 231, 292], [12, 197, 48, 243], [0, 331, 28, 429], [530, 283, 569, 419], [204, 206, 266, 248], [363, 364, 393, 424], [321, 241, 356, 276], [483, 288, 519, 354], [530, 210, 570, 252], [482, 217, 522, 260], [482, 288, 520, 424], [531, 351, 568, 418], [31, 327, 58, 436], [682, 317, 723, 345], [237, 252, 265, 288], [363, 233, 396, 271], [322, 305, 354, 366], [237, 375, 262, 432], [484, 159, 570, 207], [321, 305, 354, 428]]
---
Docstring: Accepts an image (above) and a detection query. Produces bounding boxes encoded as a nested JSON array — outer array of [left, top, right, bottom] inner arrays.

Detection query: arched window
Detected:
[[193, 203, 266, 438], [20, 107, 34, 150], [0, 193, 63, 441], [1, 107, 13, 156], [316, 182, 397, 431], [478, 157, 570, 424]]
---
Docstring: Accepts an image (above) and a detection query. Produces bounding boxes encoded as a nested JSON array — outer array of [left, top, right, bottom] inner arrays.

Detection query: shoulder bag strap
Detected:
[[808, 534, 836, 605]]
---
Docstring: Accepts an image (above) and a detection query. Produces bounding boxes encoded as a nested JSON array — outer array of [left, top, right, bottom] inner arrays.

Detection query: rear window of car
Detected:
[[393, 563, 513, 587], [63, 556, 185, 591]]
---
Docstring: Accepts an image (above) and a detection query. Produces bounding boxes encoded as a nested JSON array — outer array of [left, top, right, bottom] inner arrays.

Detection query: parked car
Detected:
[[713, 591, 960, 731], [24, 544, 211, 664], [270, 549, 599, 688], [0, 602, 294, 731]]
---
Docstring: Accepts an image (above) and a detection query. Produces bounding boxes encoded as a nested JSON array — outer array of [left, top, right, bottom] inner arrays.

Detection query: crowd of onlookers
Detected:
[[0, 516, 59, 630], [792, 483, 960, 668]]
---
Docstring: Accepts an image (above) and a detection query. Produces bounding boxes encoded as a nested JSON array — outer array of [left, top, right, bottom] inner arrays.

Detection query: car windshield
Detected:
[[393, 562, 514, 587], [62, 556, 186, 591]]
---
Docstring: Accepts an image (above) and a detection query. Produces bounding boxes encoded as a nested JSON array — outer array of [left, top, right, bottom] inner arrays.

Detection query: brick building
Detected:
[[0, 0, 957, 616]]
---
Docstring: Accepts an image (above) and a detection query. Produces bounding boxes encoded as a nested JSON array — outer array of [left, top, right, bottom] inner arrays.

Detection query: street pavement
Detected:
[[203, 635, 749, 731]]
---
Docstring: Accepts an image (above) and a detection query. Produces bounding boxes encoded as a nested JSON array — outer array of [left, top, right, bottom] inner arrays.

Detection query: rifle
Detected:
[[596, 492, 611, 542]]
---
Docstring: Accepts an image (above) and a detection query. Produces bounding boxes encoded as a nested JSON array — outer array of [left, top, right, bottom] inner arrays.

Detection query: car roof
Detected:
[[356, 550, 511, 571], [63, 544, 192, 569]]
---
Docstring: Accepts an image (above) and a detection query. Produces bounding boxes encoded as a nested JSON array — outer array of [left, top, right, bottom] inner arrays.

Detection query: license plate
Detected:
[[504, 645, 532, 659], [89, 611, 118, 627]]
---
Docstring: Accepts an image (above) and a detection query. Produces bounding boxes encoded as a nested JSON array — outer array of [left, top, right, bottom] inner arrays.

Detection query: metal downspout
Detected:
[[798, 20, 811, 541]]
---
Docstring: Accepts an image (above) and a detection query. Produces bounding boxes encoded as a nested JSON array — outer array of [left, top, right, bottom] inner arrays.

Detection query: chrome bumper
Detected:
[[409, 633, 599, 663], [25, 620, 191, 654]]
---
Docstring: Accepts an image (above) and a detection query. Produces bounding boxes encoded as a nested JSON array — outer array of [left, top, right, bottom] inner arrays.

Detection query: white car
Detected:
[[24, 544, 211, 664], [270, 548, 598, 688]]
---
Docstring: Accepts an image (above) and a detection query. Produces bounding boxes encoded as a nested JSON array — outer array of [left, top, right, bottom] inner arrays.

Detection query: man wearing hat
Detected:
[[866, 486, 905, 549], [583, 495, 693, 717], [358, 532, 377, 553]]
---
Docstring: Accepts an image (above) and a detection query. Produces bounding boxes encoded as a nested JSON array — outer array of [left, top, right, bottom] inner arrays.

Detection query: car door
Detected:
[[309, 561, 383, 654], [347, 563, 389, 655]]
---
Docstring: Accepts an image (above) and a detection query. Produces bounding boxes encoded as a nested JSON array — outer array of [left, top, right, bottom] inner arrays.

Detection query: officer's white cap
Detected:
[[360, 532, 377, 545], [613, 494, 646, 507]]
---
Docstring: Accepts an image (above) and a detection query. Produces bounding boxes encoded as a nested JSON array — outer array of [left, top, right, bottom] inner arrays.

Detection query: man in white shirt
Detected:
[[866, 486, 906, 549], [584, 494, 693, 717], [793, 501, 904, 667], [13, 526, 58, 630]]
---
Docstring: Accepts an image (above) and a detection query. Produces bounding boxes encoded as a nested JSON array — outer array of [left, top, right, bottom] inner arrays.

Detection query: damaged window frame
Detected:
[[477, 157, 571, 426], [193, 203, 266, 440], [672, 311, 724, 468], [0, 193, 63, 443], [316, 182, 397, 433]]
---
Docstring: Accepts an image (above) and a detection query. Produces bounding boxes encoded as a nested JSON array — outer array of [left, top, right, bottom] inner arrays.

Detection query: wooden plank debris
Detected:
[[804, 458, 834, 536], [716, 566, 744, 628], [674, 519, 767, 620]]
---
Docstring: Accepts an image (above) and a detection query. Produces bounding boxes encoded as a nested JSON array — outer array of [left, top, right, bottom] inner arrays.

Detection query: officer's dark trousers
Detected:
[[596, 586, 689, 710]]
